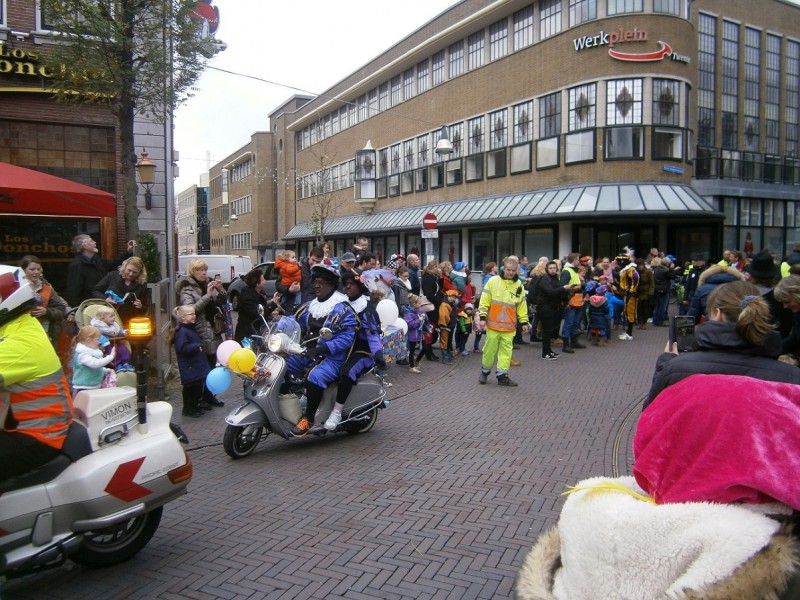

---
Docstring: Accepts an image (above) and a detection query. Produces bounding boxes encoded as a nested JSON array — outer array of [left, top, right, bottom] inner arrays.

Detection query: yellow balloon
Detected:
[[228, 348, 256, 373]]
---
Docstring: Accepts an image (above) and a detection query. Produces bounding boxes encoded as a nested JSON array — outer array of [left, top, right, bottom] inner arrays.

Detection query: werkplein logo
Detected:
[[573, 27, 690, 63]]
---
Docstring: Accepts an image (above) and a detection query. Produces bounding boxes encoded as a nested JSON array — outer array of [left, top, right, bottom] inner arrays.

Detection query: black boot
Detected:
[[561, 338, 574, 353], [182, 397, 203, 418], [571, 337, 586, 349]]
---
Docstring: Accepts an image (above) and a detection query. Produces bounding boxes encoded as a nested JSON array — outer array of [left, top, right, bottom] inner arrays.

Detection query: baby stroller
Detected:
[[73, 298, 138, 388]]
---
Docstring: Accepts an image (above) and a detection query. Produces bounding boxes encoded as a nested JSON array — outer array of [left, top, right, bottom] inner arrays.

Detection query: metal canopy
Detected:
[[284, 182, 720, 240]]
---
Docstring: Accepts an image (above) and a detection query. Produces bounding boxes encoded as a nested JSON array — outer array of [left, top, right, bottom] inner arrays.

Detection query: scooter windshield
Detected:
[[272, 316, 302, 345]]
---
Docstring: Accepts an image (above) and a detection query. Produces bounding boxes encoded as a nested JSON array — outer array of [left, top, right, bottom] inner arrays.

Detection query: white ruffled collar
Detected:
[[308, 291, 347, 318], [347, 295, 368, 314]]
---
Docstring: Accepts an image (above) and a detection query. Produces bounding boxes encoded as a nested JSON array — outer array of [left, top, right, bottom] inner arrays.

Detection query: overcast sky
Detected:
[[173, 0, 461, 193]]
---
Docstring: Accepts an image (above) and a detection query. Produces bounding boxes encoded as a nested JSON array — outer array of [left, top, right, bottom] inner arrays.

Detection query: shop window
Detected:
[[510, 144, 532, 174], [652, 127, 683, 160], [488, 149, 506, 178], [604, 127, 644, 160], [565, 130, 595, 164], [466, 154, 484, 182], [536, 137, 559, 169]]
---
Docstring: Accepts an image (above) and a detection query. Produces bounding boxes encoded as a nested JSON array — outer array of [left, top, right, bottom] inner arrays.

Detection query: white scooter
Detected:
[[0, 381, 192, 579], [223, 312, 387, 459]]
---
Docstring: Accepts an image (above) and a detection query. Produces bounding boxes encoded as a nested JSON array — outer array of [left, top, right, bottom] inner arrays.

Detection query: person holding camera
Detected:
[[644, 280, 800, 410]]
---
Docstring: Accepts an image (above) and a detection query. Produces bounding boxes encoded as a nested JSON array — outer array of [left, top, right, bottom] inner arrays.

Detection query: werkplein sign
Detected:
[[573, 27, 690, 64]]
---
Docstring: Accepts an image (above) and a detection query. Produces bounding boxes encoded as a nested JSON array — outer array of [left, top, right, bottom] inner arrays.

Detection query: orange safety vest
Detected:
[[1, 314, 73, 450], [481, 275, 528, 333]]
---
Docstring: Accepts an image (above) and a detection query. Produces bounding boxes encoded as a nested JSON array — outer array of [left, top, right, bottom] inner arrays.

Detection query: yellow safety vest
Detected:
[[479, 275, 528, 333], [0, 314, 72, 450]]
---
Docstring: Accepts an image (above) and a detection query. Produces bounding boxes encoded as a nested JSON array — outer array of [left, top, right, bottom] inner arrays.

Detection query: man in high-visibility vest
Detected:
[[0, 266, 73, 482], [478, 256, 529, 387]]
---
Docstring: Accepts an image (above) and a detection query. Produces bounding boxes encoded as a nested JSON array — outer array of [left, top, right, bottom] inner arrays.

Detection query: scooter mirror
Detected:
[[320, 327, 333, 340]]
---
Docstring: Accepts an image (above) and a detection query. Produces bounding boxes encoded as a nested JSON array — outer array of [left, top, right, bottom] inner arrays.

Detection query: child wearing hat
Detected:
[[438, 290, 461, 364], [456, 302, 474, 356]]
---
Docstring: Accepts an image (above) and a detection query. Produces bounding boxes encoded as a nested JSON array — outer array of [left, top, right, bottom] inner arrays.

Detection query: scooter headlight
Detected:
[[267, 332, 289, 353]]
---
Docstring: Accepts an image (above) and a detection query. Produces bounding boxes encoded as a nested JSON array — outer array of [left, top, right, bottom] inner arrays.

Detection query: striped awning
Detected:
[[284, 182, 720, 240]]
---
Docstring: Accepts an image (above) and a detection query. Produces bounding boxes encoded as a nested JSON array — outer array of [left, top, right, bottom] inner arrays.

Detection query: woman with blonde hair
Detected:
[[93, 255, 150, 326], [645, 280, 800, 409], [176, 257, 227, 407]]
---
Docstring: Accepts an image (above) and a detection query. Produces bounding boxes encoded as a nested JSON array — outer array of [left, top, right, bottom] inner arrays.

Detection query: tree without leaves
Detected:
[[305, 137, 343, 247], [39, 0, 223, 246]]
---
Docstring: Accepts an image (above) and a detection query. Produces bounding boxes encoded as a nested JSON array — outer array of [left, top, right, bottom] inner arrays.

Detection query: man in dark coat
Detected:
[[65, 234, 134, 307]]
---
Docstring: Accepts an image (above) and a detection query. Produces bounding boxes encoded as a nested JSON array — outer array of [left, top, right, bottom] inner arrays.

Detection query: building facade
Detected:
[[270, 0, 799, 267]]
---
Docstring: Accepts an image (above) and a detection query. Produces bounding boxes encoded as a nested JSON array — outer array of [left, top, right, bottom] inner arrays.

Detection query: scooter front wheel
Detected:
[[223, 424, 265, 459], [72, 507, 163, 568]]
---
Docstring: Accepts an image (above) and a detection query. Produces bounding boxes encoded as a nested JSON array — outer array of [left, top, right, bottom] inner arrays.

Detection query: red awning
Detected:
[[0, 161, 117, 218]]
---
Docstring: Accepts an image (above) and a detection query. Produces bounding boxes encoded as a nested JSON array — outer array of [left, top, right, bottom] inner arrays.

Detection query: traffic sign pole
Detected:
[[421, 213, 438, 265]]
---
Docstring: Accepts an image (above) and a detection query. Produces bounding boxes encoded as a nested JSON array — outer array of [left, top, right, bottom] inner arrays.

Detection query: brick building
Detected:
[[269, 0, 799, 267]]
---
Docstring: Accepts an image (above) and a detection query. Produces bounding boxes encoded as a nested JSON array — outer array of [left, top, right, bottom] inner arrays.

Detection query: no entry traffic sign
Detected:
[[422, 212, 438, 230]]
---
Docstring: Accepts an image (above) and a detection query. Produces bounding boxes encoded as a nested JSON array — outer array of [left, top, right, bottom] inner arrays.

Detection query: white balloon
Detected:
[[394, 317, 408, 334], [376, 299, 399, 327]]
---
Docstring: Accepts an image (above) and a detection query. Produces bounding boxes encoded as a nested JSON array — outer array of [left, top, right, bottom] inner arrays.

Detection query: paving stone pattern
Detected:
[[3, 327, 667, 599]]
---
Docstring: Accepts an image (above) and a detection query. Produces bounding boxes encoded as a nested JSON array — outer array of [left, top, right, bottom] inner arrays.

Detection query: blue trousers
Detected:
[[562, 305, 583, 340], [653, 292, 670, 325]]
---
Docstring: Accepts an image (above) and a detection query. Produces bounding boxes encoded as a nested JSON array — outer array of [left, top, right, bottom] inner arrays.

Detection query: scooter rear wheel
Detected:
[[72, 507, 163, 568], [223, 424, 265, 458], [343, 407, 378, 434]]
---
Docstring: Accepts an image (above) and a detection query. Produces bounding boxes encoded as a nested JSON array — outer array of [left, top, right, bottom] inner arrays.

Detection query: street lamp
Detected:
[[435, 126, 454, 156], [135, 148, 156, 210]]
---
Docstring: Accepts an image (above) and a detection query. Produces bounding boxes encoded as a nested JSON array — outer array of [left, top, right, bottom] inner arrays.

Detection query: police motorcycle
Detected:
[[0, 313, 192, 579], [222, 309, 386, 459]]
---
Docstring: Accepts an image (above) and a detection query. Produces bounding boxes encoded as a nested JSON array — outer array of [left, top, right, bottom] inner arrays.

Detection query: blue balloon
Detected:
[[206, 366, 232, 395]]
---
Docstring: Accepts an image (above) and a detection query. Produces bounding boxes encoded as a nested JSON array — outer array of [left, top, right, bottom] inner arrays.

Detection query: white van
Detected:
[[177, 255, 253, 288]]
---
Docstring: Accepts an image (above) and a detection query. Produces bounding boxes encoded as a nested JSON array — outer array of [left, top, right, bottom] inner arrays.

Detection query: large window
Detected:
[[0, 120, 116, 192], [468, 31, 485, 71], [537, 137, 560, 169], [698, 13, 717, 147], [653, 79, 680, 126], [417, 59, 429, 94], [744, 27, 761, 152], [607, 0, 642, 15], [607, 79, 642, 125], [403, 68, 415, 101], [391, 76, 402, 107], [468, 116, 485, 155], [566, 130, 595, 164], [788, 41, 800, 158], [448, 42, 464, 78], [378, 83, 388, 112], [652, 128, 684, 160], [569, 83, 596, 131], [432, 51, 446, 86], [489, 109, 508, 149], [569, 0, 596, 27], [513, 101, 534, 143], [765, 34, 781, 156], [513, 5, 534, 50], [539, 92, 562, 138], [653, 0, 681, 15], [540, 0, 561, 40], [489, 19, 508, 62], [605, 127, 644, 160], [721, 20, 739, 149]]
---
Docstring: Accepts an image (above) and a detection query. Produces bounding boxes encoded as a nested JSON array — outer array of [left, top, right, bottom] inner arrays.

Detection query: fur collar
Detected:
[[698, 264, 745, 286]]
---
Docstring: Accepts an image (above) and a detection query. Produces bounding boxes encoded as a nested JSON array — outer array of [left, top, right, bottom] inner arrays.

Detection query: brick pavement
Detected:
[[3, 325, 666, 599]]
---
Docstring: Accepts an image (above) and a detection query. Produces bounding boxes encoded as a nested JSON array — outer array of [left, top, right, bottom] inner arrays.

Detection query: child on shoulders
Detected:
[[275, 250, 302, 306]]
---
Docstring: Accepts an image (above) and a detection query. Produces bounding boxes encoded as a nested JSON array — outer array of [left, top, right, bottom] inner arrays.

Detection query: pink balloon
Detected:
[[216, 339, 242, 367]]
